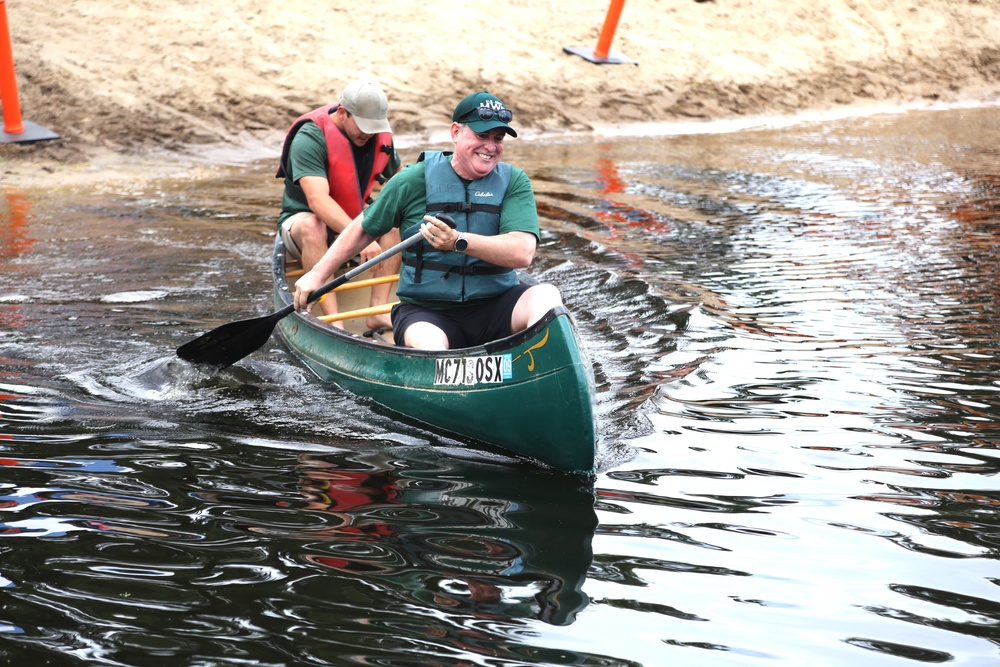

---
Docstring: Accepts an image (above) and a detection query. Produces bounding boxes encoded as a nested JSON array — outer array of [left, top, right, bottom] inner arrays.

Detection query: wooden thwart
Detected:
[[286, 270, 399, 295], [332, 274, 398, 292], [316, 301, 398, 324]]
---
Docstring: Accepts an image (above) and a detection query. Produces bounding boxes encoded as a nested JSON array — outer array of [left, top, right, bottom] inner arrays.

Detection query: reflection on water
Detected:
[[1, 105, 999, 665]]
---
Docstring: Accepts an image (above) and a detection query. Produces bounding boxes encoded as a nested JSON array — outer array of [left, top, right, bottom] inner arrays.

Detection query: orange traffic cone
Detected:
[[0, 0, 59, 144], [563, 0, 636, 65]]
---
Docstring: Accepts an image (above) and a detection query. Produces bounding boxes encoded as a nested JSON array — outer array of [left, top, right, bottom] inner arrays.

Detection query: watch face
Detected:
[[455, 236, 469, 252]]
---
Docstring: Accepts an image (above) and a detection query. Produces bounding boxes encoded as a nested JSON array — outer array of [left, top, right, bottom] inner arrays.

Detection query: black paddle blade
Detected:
[[176, 309, 286, 368]]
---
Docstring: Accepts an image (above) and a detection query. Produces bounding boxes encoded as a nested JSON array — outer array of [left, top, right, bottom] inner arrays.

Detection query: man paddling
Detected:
[[276, 79, 402, 329], [291, 91, 562, 350]]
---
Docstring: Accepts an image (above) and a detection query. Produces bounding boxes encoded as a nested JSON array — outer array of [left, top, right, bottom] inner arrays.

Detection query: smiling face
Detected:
[[449, 123, 507, 180]]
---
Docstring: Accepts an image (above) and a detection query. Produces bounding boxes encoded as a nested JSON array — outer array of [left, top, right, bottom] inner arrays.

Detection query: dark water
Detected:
[[1, 104, 999, 666]]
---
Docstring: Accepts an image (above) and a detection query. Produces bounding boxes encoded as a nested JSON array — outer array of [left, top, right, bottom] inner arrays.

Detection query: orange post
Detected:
[[593, 0, 626, 60], [0, 0, 24, 134], [0, 0, 58, 143], [563, 0, 636, 65]]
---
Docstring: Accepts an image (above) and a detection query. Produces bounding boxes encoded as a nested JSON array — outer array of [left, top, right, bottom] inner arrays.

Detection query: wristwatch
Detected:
[[453, 234, 469, 253]]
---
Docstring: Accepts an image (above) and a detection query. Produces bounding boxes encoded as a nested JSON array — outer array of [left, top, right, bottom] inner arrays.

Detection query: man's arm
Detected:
[[469, 230, 536, 268], [300, 175, 355, 235], [422, 222, 536, 268], [292, 215, 377, 312]]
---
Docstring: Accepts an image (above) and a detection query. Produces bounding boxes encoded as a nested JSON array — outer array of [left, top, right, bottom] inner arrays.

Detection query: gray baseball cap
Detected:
[[339, 80, 392, 134]]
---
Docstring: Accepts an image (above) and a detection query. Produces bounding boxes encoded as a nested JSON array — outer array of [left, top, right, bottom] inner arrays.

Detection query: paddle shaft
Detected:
[[175, 215, 452, 367], [250, 235, 420, 324], [303, 232, 421, 307], [295, 212, 453, 308]]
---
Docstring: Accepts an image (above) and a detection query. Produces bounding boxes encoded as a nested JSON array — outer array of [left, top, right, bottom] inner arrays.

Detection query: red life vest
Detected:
[[276, 104, 393, 219]]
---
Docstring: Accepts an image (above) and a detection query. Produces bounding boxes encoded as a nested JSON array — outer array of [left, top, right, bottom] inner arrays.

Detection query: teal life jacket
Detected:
[[397, 151, 518, 303]]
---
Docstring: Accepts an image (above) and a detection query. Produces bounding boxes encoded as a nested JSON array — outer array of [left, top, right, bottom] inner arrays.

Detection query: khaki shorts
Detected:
[[278, 212, 316, 262]]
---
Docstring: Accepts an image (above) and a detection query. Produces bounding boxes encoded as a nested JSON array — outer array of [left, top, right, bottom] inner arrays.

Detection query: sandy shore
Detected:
[[1, 0, 999, 188]]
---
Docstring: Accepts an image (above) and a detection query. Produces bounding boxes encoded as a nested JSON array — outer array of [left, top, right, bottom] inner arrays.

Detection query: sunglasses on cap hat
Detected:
[[461, 106, 514, 124]]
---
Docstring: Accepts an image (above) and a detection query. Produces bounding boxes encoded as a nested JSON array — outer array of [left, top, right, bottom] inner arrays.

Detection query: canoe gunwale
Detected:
[[272, 238, 573, 360]]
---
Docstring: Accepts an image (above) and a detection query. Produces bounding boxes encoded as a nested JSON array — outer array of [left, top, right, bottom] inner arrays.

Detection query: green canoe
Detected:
[[272, 238, 598, 474]]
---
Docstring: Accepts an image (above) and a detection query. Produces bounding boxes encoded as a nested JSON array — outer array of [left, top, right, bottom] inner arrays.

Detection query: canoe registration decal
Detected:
[[432, 328, 551, 386], [434, 354, 512, 386]]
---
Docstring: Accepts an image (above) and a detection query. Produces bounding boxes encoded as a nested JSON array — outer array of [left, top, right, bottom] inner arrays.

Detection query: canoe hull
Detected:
[[272, 240, 597, 474]]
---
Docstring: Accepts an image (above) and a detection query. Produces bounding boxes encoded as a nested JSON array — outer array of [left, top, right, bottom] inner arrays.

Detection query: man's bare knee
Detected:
[[403, 322, 450, 350], [513, 283, 563, 332]]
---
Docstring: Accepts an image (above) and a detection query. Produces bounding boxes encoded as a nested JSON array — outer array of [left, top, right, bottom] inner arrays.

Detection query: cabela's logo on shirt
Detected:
[[474, 191, 494, 197]]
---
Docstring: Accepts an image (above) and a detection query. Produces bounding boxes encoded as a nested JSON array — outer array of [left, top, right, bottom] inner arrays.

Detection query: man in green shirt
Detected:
[[276, 79, 401, 328], [291, 91, 563, 350]]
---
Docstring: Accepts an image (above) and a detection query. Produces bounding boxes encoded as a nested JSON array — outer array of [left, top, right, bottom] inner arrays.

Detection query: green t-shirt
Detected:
[[360, 157, 539, 241], [277, 121, 400, 228]]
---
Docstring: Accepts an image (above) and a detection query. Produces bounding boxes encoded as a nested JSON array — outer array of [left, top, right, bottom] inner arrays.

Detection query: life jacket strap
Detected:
[[426, 202, 501, 216], [404, 257, 511, 281]]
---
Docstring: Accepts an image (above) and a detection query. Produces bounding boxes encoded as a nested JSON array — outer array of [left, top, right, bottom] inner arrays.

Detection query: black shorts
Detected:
[[391, 285, 531, 349]]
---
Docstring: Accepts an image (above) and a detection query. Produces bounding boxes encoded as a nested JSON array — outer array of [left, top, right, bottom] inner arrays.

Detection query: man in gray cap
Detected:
[[276, 79, 401, 327], [291, 90, 563, 350]]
